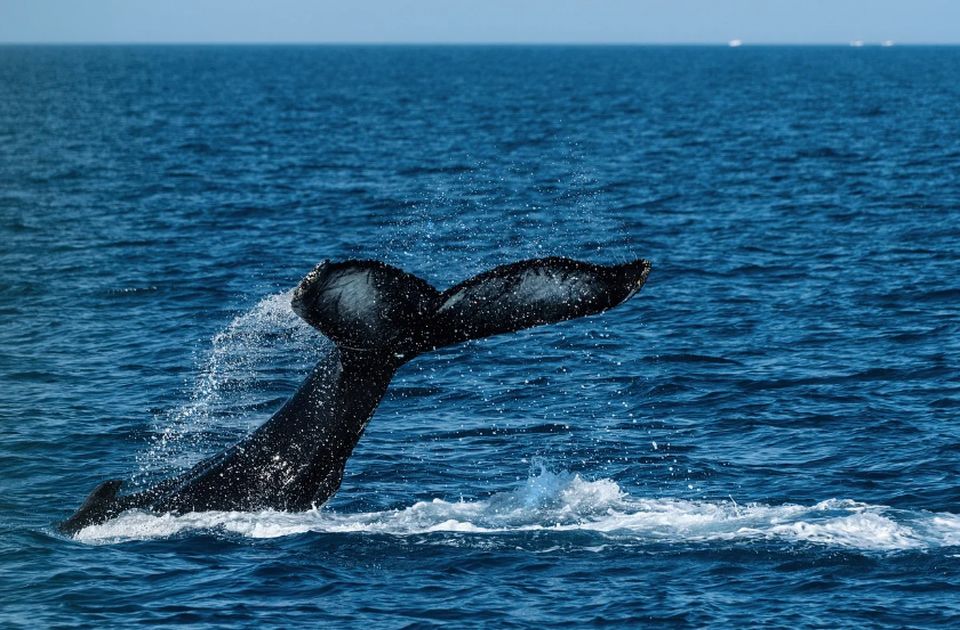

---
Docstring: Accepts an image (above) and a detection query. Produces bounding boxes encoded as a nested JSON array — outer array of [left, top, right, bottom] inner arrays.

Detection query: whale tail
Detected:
[[61, 256, 651, 533], [59, 479, 124, 535], [291, 259, 442, 357], [291, 257, 651, 357]]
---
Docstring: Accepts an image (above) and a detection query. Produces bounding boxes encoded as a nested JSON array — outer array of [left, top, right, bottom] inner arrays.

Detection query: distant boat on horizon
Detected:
[[850, 40, 865, 47], [728, 39, 743, 47], [882, 40, 895, 47]]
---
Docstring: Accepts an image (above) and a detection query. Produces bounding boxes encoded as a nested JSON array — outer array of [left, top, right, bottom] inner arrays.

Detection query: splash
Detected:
[[134, 290, 328, 483], [77, 468, 960, 552]]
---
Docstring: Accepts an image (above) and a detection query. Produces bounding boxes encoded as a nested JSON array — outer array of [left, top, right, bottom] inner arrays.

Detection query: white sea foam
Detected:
[[75, 469, 960, 552]]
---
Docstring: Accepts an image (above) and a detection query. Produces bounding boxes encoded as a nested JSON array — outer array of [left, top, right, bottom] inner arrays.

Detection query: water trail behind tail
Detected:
[[79, 467, 960, 552]]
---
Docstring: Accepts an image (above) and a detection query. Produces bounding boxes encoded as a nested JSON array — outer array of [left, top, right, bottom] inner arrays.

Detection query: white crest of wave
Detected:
[[75, 468, 960, 552]]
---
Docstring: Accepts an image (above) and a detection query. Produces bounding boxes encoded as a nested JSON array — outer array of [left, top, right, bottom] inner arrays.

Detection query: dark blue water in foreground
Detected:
[[2, 45, 960, 627]]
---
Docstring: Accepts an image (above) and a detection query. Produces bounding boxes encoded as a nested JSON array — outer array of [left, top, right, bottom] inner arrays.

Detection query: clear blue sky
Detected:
[[1, 0, 957, 44]]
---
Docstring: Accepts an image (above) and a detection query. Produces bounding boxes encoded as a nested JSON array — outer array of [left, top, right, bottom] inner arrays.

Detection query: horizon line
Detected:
[[1, 41, 957, 47]]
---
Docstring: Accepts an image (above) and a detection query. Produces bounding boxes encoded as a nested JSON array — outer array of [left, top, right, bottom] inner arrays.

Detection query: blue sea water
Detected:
[[1, 45, 959, 627]]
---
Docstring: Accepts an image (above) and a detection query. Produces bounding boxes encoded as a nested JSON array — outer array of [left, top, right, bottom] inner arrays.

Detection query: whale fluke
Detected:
[[291, 259, 441, 355], [61, 256, 651, 535], [429, 257, 651, 349], [291, 257, 652, 357]]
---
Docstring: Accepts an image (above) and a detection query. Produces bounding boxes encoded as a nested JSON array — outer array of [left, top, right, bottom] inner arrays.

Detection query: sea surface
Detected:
[[1, 45, 959, 627]]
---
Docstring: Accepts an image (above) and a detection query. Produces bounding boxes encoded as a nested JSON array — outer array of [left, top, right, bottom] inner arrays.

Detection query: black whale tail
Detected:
[[291, 259, 442, 358], [59, 479, 124, 535], [60, 256, 651, 534], [291, 256, 652, 358]]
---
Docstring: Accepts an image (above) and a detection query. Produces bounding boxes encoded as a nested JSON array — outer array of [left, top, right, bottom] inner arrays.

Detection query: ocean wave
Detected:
[[75, 468, 960, 552]]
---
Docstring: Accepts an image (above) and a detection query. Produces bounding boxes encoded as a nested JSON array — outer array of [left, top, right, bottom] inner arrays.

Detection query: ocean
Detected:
[[1, 45, 959, 627]]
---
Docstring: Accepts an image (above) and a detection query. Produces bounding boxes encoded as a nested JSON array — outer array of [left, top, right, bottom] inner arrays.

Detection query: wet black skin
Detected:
[[60, 257, 651, 534]]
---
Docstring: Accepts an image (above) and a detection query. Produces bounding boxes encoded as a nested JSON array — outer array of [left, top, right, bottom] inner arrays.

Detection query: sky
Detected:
[[0, 0, 958, 45]]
